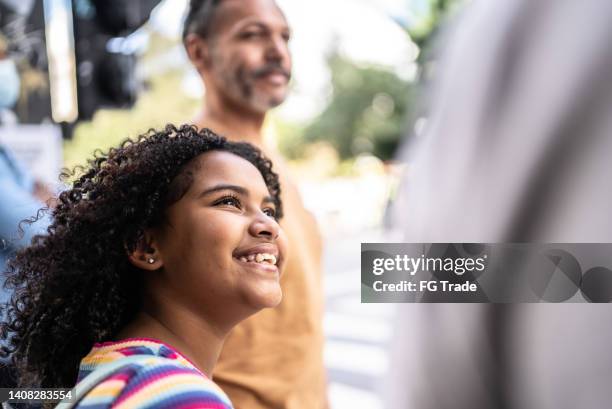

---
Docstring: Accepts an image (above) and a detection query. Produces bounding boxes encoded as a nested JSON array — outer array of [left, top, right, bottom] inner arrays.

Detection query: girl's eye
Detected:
[[263, 207, 276, 218], [215, 195, 242, 209]]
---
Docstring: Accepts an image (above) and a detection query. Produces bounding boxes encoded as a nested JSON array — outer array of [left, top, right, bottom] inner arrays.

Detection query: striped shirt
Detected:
[[75, 338, 233, 409]]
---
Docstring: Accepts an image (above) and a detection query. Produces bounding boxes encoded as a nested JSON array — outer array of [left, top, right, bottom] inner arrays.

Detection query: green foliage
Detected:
[[274, 116, 307, 161], [293, 0, 466, 162], [303, 54, 412, 161]]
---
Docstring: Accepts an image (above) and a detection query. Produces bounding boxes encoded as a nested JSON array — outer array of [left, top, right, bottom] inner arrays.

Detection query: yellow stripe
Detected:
[[81, 354, 159, 367], [81, 354, 118, 366], [87, 379, 127, 398]]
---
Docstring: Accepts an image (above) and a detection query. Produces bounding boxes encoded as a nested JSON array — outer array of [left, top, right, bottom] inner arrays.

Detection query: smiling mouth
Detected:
[[233, 243, 281, 272], [234, 254, 280, 275], [236, 252, 277, 265]]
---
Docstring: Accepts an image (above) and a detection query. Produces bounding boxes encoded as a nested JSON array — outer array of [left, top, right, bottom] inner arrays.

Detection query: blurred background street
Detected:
[[322, 226, 395, 409], [299, 158, 400, 408]]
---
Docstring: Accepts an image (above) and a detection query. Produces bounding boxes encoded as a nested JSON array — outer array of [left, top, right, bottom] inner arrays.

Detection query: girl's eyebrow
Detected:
[[199, 184, 275, 204], [199, 184, 248, 198]]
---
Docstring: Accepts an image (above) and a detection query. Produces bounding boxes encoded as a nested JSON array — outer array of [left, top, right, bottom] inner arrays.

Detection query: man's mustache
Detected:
[[252, 64, 291, 81]]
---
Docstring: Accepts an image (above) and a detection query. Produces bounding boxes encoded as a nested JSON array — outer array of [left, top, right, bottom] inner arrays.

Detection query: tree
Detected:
[[303, 53, 412, 161]]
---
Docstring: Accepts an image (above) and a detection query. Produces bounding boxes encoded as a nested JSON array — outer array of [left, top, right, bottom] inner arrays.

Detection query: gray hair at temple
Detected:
[[182, 0, 223, 43]]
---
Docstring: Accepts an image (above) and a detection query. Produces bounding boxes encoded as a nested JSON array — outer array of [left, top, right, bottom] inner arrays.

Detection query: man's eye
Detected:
[[215, 196, 242, 209], [241, 31, 261, 39]]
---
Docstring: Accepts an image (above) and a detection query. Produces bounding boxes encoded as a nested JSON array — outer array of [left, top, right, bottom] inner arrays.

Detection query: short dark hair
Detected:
[[182, 0, 223, 43], [0, 124, 282, 388]]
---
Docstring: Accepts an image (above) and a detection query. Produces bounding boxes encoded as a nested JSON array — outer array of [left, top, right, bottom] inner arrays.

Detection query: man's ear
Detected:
[[127, 230, 163, 271], [185, 33, 212, 70]]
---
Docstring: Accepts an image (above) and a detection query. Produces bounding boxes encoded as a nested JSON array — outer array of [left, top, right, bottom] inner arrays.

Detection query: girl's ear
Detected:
[[127, 230, 163, 271]]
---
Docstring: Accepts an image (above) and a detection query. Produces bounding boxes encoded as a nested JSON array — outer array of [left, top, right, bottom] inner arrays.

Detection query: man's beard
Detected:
[[220, 62, 290, 113]]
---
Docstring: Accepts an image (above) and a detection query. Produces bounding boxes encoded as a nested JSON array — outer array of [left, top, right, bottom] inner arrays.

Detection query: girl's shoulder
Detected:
[[74, 338, 233, 409]]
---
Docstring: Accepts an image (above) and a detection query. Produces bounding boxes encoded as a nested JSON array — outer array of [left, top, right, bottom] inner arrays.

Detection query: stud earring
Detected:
[[147, 257, 155, 264]]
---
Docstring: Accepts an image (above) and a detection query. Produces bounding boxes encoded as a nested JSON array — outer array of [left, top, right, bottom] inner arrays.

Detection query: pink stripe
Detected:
[[175, 401, 230, 409], [116, 347, 151, 357], [105, 372, 132, 382]]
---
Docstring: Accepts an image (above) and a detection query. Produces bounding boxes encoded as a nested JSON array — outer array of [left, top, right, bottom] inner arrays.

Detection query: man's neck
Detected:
[[195, 96, 266, 146]]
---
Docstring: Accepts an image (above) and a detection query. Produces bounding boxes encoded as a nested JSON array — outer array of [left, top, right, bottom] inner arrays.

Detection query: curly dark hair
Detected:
[[0, 124, 282, 388]]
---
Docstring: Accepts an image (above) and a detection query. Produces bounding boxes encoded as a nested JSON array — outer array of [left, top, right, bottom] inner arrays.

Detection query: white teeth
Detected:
[[237, 253, 278, 266]]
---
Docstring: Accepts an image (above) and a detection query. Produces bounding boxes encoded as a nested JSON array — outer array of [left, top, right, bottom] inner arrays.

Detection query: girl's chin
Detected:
[[263, 289, 283, 308], [244, 285, 283, 310]]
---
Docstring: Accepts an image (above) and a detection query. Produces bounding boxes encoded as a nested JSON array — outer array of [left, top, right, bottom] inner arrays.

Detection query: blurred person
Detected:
[[183, 1, 326, 408], [0, 35, 52, 301], [389, 0, 612, 408], [0, 35, 54, 391], [0, 146, 49, 297], [1, 125, 287, 408]]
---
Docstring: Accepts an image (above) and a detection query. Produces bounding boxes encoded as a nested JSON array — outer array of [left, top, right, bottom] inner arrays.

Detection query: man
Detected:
[[183, 1, 327, 408]]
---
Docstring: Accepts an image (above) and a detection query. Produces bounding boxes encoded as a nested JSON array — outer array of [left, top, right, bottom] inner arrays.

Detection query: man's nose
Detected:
[[264, 34, 290, 64]]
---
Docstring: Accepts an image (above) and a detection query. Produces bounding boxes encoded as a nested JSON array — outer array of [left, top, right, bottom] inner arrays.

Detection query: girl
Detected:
[[1, 125, 288, 408]]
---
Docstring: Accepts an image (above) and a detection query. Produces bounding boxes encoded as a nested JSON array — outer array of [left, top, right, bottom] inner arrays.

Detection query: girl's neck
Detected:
[[116, 309, 227, 377]]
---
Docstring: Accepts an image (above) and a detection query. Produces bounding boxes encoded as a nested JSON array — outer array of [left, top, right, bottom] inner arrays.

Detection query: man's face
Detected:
[[203, 0, 292, 113]]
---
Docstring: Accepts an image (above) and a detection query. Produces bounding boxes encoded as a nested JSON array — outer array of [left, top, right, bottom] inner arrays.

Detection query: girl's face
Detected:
[[148, 151, 288, 327]]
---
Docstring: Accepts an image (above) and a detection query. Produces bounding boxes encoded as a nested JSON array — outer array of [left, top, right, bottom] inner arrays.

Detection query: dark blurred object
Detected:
[[1, 0, 162, 125], [72, 0, 161, 120], [89, 0, 161, 36]]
